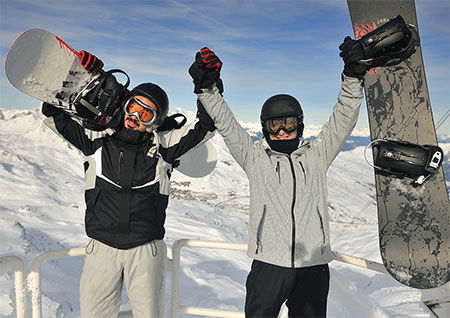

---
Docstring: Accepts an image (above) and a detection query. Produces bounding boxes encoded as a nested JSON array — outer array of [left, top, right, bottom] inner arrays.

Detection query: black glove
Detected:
[[189, 47, 223, 94], [157, 114, 187, 132], [339, 36, 368, 79], [200, 47, 222, 71], [78, 50, 104, 73], [41, 102, 65, 117]]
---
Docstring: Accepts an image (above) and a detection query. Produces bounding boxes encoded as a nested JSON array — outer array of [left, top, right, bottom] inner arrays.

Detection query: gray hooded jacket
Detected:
[[197, 74, 364, 268]]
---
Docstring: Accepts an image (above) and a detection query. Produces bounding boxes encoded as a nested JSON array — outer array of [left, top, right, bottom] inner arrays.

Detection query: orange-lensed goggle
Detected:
[[124, 96, 157, 125]]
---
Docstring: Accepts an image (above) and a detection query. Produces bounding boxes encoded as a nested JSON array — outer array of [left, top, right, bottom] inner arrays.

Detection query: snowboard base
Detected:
[[6, 29, 94, 111]]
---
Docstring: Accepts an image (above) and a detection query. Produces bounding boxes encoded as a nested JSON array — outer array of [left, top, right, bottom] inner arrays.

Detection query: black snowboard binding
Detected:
[[356, 15, 420, 68], [73, 69, 130, 131], [367, 139, 444, 186]]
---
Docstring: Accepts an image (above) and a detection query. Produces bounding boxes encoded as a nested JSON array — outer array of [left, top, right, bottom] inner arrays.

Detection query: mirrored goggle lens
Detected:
[[125, 97, 156, 124], [264, 116, 299, 134]]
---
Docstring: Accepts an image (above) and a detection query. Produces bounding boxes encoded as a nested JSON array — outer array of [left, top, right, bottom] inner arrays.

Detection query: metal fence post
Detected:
[[171, 239, 185, 318], [0, 255, 26, 318], [29, 247, 85, 318]]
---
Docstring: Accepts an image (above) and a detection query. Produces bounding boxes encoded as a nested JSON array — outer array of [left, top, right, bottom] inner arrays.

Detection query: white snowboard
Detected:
[[6, 28, 95, 112]]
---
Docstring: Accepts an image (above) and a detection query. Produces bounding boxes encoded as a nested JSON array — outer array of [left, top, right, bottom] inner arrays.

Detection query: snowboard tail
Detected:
[[346, 0, 450, 289], [5, 29, 129, 130], [6, 29, 94, 111]]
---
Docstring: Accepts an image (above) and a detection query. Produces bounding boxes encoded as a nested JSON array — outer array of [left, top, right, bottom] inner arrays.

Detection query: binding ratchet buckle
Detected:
[[356, 15, 420, 68], [365, 139, 444, 186]]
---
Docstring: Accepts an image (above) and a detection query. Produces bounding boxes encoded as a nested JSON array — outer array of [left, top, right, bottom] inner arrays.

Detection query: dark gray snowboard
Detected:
[[346, 0, 449, 289]]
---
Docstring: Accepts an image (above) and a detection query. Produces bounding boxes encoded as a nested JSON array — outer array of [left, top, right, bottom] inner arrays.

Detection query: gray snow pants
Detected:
[[80, 239, 166, 318]]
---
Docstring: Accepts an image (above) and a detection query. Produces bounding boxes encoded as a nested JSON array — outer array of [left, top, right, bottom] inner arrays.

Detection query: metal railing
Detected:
[[1, 248, 134, 318], [0, 239, 413, 318], [28, 247, 85, 318], [169, 240, 392, 318]]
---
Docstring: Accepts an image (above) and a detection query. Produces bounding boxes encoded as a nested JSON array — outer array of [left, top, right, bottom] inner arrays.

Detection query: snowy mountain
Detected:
[[0, 107, 448, 317]]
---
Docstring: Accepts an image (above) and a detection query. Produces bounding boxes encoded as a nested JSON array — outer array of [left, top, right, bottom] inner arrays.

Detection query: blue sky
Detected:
[[1, 0, 449, 133]]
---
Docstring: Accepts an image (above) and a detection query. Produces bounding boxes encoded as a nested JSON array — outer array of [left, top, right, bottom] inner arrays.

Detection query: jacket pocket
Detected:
[[85, 188, 100, 225], [317, 207, 326, 254], [276, 161, 281, 184], [255, 205, 267, 254], [298, 160, 307, 185]]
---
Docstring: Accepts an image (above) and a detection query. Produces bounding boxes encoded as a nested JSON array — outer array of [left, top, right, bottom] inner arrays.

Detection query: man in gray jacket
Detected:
[[188, 38, 368, 317]]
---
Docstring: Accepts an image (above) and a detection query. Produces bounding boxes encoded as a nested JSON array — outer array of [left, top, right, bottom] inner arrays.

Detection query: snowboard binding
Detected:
[[73, 69, 130, 131], [356, 15, 420, 68], [366, 139, 444, 186]]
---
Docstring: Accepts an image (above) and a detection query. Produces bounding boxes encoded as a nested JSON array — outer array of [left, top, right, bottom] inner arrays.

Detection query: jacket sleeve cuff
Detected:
[[198, 83, 221, 95], [341, 72, 364, 86]]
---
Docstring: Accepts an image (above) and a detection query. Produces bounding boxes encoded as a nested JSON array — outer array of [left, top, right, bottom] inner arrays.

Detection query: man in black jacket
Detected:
[[42, 53, 216, 317]]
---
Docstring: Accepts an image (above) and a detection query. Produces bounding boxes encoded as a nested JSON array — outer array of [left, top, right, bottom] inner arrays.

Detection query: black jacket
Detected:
[[42, 103, 215, 249]]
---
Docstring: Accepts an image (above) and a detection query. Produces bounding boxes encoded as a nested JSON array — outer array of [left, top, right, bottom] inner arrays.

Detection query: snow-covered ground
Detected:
[[0, 107, 448, 317]]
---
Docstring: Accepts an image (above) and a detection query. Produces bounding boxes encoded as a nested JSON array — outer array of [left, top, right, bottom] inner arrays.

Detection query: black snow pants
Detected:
[[245, 260, 330, 318]]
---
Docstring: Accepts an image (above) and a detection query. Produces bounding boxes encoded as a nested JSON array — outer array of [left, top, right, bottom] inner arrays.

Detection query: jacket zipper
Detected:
[[288, 156, 296, 268], [118, 149, 124, 183], [255, 205, 267, 254]]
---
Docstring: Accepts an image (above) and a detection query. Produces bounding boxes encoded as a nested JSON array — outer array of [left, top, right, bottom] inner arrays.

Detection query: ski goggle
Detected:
[[263, 116, 301, 134], [124, 96, 157, 125]]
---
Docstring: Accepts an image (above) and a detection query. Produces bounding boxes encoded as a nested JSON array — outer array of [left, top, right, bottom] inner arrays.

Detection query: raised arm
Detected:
[[188, 47, 256, 171], [42, 102, 100, 156], [157, 100, 216, 164], [312, 36, 369, 167]]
